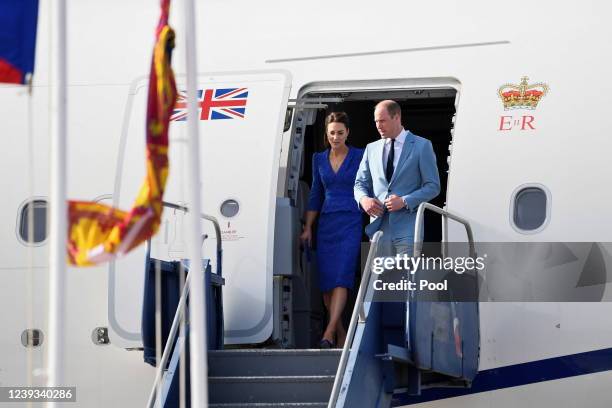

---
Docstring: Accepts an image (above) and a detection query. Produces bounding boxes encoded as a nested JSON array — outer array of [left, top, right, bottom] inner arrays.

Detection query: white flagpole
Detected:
[[47, 0, 68, 397], [183, 0, 208, 406]]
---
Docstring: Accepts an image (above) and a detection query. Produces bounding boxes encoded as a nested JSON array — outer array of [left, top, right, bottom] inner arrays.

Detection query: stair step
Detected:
[[209, 349, 341, 377], [209, 375, 335, 404]]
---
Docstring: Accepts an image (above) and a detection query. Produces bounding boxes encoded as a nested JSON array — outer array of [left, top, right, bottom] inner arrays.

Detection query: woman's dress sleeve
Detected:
[[307, 153, 324, 211]]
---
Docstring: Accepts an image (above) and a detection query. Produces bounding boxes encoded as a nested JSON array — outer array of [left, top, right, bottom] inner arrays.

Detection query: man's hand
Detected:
[[360, 197, 384, 217], [385, 195, 405, 212]]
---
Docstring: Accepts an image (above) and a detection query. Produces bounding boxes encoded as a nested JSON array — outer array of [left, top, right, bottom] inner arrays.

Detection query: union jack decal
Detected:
[[171, 88, 248, 121]]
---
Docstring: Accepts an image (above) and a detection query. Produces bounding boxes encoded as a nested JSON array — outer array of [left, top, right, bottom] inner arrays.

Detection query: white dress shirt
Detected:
[[382, 128, 407, 170]]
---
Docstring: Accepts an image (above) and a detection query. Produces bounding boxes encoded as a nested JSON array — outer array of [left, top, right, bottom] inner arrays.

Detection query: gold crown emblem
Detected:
[[498, 76, 549, 110]]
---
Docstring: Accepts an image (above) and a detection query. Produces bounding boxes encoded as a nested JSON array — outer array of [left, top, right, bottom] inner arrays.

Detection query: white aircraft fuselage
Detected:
[[1, 1, 611, 407]]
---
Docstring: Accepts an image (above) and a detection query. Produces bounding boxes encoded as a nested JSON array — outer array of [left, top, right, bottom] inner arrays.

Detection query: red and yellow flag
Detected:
[[67, 0, 176, 266]]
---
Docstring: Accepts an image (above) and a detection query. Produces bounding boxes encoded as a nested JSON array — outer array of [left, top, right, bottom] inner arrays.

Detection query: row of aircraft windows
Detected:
[[16, 186, 550, 245]]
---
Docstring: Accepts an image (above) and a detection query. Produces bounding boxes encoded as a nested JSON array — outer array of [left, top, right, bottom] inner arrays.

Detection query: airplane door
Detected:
[[110, 71, 291, 347]]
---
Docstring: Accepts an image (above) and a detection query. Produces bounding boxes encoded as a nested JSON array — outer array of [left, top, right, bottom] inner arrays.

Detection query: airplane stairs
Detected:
[[147, 203, 480, 408]]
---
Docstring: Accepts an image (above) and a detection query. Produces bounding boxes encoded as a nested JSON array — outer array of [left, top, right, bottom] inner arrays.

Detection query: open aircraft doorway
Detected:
[[278, 78, 460, 349]]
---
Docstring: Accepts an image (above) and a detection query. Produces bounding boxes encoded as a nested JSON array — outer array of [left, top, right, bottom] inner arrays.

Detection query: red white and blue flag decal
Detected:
[[0, 0, 39, 84], [171, 88, 248, 121]]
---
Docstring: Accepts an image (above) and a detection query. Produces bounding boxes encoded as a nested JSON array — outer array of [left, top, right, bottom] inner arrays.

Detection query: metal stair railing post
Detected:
[[146, 270, 191, 408], [413, 202, 475, 259], [408, 202, 476, 362], [327, 230, 383, 408], [145, 202, 223, 408], [162, 201, 223, 277]]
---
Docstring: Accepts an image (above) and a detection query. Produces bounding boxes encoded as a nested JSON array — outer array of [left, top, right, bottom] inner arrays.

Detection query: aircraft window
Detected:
[[511, 186, 549, 233], [21, 329, 44, 348], [220, 199, 240, 218], [18, 199, 48, 244]]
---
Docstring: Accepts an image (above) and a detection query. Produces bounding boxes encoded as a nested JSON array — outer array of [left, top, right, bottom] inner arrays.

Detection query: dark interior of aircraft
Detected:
[[302, 94, 456, 244], [295, 90, 457, 348]]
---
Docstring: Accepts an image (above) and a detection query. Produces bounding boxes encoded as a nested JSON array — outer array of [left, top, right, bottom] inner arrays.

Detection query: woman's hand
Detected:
[[300, 227, 312, 248]]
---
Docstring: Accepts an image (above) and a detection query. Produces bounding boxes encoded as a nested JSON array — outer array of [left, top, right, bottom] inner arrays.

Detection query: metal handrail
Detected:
[[327, 230, 383, 408], [413, 202, 475, 258], [328, 205, 474, 408], [146, 271, 191, 408], [408, 202, 476, 358], [145, 201, 224, 407], [162, 200, 223, 276]]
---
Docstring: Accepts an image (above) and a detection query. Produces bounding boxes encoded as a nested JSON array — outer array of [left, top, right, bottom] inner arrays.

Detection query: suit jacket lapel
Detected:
[[372, 139, 386, 184], [389, 131, 415, 186]]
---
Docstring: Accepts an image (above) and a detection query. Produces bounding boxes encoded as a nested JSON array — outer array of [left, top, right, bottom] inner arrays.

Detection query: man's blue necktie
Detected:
[[386, 138, 395, 183]]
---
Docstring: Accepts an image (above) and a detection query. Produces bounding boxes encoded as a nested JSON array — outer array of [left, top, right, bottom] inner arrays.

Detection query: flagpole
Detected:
[[183, 0, 209, 406], [47, 0, 68, 397]]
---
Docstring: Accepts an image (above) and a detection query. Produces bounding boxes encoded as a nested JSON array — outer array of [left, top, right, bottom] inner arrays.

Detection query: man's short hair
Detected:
[[376, 100, 402, 118]]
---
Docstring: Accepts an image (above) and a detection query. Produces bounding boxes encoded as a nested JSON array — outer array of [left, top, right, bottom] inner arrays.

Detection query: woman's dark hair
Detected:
[[323, 111, 350, 147]]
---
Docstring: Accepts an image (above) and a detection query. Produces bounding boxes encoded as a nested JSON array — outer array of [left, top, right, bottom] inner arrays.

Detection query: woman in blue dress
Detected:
[[300, 112, 364, 348]]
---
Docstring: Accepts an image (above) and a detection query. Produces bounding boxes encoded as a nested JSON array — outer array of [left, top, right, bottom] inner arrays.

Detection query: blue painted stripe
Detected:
[[392, 347, 612, 406]]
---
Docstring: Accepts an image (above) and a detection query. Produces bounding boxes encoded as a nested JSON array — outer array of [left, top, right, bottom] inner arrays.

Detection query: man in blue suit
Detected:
[[354, 100, 440, 255]]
